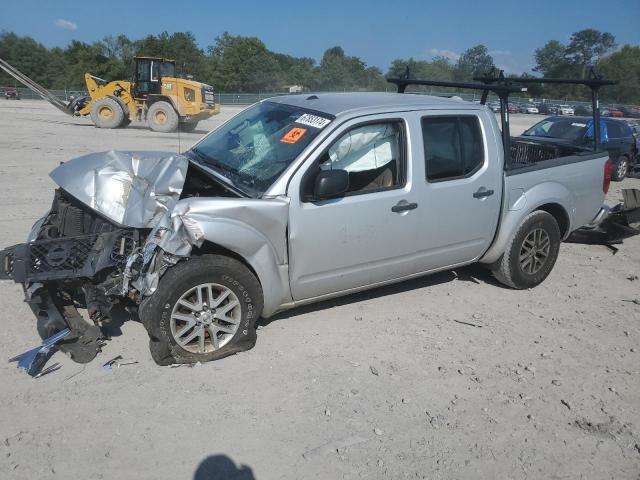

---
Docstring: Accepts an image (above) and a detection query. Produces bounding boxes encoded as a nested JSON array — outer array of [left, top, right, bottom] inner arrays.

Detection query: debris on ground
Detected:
[[8, 328, 70, 377], [453, 319, 483, 328], [102, 355, 138, 370], [369, 365, 379, 376], [561, 399, 572, 410]]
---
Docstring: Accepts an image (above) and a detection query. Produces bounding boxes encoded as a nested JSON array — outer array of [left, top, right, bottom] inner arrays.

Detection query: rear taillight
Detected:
[[603, 158, 612, 194]]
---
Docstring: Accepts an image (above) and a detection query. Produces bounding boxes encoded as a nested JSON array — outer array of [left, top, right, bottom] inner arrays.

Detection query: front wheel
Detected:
[[147, 101, 179, 133], [492, 210, 561, 289], [140, 255, 263, 365]]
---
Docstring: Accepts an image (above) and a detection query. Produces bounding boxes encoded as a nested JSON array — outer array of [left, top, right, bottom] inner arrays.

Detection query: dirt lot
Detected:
[[0, 100, 638, 480]]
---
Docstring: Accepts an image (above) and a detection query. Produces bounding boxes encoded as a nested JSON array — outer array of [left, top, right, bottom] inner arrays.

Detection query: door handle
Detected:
[[473, 188, 494, 199], [391, 201, 418, 213]]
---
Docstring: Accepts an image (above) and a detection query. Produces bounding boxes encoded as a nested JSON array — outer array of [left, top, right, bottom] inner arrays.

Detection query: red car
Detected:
[[602, 107, 623, 117], [507, 103, 521, 113]]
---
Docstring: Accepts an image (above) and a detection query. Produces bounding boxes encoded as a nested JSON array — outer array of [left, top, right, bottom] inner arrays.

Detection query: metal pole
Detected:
[[591, 86, 601, 150], [499, 93, 511, 166]]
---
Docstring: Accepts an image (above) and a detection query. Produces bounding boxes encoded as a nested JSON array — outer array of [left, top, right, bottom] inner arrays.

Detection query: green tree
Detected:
[[454, 45, 494, 81], [207, 32, 283, 92], [533, 40, 567, 76], [135, 31, 207, 79], [565, 29, 616, 78], [599, 45, 640, 104]]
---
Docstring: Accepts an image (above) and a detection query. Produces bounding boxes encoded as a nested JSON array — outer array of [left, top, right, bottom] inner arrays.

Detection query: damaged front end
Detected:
[[0, 151, 203, 363]]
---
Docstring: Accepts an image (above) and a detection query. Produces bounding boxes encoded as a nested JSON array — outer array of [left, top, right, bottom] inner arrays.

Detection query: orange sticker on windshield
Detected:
[[281, 127, 307, 144]]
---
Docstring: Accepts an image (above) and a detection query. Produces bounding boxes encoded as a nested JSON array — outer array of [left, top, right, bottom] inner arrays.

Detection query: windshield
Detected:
[[160, 61, 176, 77], [189, 101, 333, 196], [522, 118, 588, 141]]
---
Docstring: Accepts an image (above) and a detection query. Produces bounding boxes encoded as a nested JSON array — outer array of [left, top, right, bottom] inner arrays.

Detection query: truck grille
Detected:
[[0, 230, 137, 283]]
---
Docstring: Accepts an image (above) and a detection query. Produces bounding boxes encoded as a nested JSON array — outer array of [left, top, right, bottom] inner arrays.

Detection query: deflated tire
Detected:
[[139, 254, 263, 365]]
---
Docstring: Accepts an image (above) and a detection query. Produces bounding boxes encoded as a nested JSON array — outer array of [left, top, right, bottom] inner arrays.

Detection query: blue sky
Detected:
[[1, 0, 638, 73]]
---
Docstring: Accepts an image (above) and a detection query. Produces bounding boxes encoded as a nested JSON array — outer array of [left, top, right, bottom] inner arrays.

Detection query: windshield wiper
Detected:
[[188, 148, 257, 196]]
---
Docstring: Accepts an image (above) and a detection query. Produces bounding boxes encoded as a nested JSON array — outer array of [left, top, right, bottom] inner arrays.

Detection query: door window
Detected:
[[309, 122, 404, 196], [605, 121, 625, 139], [422, 116, 484, 181]]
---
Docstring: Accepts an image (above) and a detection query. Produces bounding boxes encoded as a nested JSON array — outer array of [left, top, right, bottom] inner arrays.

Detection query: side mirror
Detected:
[[314, 169, 349, 200]]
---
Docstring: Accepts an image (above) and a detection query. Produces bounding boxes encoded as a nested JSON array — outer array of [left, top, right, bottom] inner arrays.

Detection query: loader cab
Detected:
[[133, 57, 176, 99]]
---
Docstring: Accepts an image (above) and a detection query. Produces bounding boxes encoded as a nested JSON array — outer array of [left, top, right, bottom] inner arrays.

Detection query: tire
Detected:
[[179, 121, 199, 132], [147, 101, 179, 133], [140, 255, 263, 365], [90, 96, 125, 129], [612, 156, 628, 181], [492, 210, 561, 289]]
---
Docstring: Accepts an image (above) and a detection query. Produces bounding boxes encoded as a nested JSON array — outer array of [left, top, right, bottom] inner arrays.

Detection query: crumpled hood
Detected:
[[49, 150, 189, 228]]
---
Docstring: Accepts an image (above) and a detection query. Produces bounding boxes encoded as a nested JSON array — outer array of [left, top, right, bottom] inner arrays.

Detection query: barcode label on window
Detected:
[[295, 113, 331, 129]]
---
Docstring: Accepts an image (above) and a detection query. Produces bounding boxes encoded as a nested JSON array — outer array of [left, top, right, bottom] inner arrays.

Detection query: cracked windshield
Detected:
[[190, 101, 333, 195]]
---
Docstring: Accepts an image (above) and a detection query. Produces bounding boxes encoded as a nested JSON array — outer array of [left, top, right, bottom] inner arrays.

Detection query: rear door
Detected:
[[408, 109, 502, 270]]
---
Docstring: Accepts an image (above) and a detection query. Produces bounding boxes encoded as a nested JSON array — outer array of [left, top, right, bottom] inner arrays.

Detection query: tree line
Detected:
[[0, 28, 638, 104]]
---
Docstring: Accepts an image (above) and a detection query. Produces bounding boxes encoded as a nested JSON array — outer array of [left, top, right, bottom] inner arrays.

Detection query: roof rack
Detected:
[[388, 69, 527, 164], [387, 67, 618, 163], [473, 67, 618, 149]]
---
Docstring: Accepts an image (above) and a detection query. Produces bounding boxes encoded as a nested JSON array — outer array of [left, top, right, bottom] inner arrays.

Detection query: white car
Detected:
[[558, 105, 574, 116], [523, 105, 539, 114]]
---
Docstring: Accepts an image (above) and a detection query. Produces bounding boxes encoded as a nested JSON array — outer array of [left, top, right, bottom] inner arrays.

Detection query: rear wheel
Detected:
[[492, 210, 561, 289], [90, 97, 125, 129], [612, 156, 629, 181], [140, 255, 263, 365], [147, 101, 179, 133]]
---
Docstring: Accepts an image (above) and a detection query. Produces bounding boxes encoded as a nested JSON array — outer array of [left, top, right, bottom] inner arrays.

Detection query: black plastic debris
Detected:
[[566, 189, 640, 247], [8, 328, 70, 377]]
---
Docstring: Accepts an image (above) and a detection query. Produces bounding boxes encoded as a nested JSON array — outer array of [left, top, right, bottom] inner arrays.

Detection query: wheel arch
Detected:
[[189, 224, 292, 318], [535, 202, 570, 238], [480, 182, 574, 264]]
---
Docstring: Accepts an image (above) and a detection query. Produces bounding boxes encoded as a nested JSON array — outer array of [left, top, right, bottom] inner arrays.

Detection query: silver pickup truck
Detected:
[[0, 92, 612, 366]]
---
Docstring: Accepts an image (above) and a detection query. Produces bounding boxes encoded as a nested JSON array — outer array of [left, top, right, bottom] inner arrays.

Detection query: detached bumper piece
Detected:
[[567, 189, 640, 246], [0, 230, 136, 283], [9, 328, 70, 377]]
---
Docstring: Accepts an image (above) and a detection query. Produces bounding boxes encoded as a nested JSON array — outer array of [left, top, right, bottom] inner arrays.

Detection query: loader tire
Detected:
[[90, 97, 125, 129], [140, 255, 263, 365], [492, 210, 561, 289], [147, 101, 179, 133], [179, 121, 199, 132]]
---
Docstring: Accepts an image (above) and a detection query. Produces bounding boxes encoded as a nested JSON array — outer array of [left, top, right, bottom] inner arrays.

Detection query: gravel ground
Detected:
[[0, 100, 639, 480]]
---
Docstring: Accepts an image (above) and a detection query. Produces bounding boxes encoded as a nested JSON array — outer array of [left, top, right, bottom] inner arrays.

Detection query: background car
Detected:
[[519, 115, 637, 180], [487, 101, 501, 112], [609, 107, 624, 118], [4, 88, 20, 100], [537, 104, 556, 115], [557, 104, 574, 115], [508, 103, 521, 113], [574, 104, 593, 115], [522, 104, 539, 114], [620, 106, 640, 118]]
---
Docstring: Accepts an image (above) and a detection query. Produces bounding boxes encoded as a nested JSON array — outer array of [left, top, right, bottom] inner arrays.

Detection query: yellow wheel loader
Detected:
[[0, 56, 220, 132]]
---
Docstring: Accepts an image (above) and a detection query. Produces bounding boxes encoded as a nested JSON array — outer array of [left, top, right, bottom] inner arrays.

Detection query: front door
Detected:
[[287, 116, 421, 301], [134, 59, 161, 98]]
